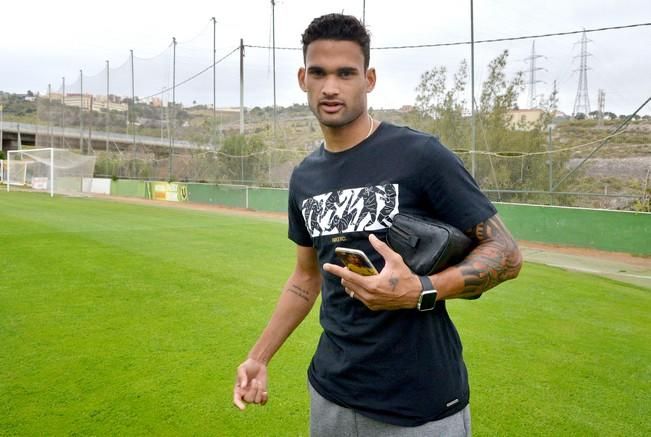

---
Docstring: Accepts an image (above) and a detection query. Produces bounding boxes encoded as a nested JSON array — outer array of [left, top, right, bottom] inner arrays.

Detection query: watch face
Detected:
[[419, 290, 437, 311]]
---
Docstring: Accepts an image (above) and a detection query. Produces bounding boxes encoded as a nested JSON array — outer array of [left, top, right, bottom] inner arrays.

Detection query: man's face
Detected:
[[298, 40, 375, 128]]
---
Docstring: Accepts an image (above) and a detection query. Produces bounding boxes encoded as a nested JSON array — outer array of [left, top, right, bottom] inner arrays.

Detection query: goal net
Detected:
[[7, 148, 97, 197]]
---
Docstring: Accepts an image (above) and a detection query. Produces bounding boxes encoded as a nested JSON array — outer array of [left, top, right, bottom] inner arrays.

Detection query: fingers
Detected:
[[234, 378, 268, 410], [233, 384, 247, 410], [324, 263, 368, 288], [368, 234, 398, 261]]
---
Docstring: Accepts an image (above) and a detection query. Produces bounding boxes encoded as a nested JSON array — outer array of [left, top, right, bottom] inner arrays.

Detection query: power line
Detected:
[[245, 22, 650, 51], [139, 46, 239, 101]]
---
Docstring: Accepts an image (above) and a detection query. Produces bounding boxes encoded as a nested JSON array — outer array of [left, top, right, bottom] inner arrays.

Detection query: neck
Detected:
[[322, 113, 377, 153]]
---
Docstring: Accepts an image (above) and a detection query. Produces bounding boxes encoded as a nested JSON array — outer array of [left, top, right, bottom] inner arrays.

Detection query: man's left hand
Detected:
[[323, 234, 422, 311]]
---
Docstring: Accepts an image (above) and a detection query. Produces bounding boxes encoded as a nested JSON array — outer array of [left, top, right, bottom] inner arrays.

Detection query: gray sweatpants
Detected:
[[309, 382, 471, 437]]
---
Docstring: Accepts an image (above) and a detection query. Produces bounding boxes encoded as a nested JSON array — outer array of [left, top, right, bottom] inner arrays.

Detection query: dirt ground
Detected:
[[97, 195, 651, 290]]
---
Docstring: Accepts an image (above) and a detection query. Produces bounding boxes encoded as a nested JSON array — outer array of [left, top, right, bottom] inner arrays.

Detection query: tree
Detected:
[[218, 134, 268, 183], [413, 60, 469, 149], [414, 50, 567, 203]]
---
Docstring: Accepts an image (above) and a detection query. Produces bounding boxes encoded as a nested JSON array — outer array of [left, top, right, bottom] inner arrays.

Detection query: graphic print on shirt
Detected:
[[301, 184, 399, 237]]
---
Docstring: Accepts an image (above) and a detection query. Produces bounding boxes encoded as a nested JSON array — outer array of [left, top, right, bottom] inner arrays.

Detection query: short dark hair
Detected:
[[301, 13, 371, 70]]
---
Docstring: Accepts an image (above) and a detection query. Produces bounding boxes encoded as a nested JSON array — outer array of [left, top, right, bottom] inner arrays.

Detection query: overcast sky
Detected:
[[1, 0, 650, 115]]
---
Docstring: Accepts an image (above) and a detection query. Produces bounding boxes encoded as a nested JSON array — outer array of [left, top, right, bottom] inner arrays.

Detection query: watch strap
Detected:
[[417, 275, 437, 312], [418, 275, 434, 292]]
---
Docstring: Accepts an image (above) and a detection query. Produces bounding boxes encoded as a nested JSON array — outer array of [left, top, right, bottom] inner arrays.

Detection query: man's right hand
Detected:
[[233, 358, 269, 410]]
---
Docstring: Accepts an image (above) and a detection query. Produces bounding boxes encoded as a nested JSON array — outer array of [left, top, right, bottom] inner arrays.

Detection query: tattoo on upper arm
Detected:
[[287, 284, 311, 302], [458, 215, 522, 294]]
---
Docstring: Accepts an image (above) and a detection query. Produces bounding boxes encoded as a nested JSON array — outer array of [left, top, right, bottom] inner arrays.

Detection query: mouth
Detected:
[[319, 100, 344, 113]]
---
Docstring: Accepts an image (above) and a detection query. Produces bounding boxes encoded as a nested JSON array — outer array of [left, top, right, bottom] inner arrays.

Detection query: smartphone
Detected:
[[334, 247, 378, 276]]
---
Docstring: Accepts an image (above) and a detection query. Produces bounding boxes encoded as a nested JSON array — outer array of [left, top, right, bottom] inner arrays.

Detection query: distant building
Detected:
[[507, 109, 545, 130], [49, 93, 128, 112]]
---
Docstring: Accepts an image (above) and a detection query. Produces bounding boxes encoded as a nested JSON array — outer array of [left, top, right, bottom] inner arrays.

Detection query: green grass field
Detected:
[[1, 191, 649, 436]]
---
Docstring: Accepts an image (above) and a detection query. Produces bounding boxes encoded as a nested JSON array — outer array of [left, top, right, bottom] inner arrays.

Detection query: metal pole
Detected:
[[470, 0, 476, 178], [271, 0, 277, 140], [212, 16, 217, 146], [270, 0, 276, 183], [48, 84, 53, 148], [131, 49, 136, 177], [239, 38, 244, 135], [106, 60, 110, 176], [547, 126, 553, 204], [362, 0, 366, 25], [169, 37, 176, 180], [79, 69, 84, 153], [88, 95, 93, 153], [61, 77, 66, 148]]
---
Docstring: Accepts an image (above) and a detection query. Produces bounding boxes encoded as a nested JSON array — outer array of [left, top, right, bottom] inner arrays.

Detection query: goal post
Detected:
[[7, 148, 96, 197]]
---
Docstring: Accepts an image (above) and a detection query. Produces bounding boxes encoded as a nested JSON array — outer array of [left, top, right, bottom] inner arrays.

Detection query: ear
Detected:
[[298, 67, 307, 92], [366, 67, 376, 93]]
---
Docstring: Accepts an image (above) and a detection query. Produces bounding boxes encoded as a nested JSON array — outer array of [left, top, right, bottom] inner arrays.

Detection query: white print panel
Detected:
[[301, 184, 399, 237]]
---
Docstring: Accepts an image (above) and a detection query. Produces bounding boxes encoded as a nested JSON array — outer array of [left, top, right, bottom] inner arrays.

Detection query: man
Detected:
[[234, 13, 522, 436]]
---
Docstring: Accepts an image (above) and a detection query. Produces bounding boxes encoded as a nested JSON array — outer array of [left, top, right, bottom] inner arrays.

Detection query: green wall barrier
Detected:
[[248, 188, 289, 213], [106, 180, 649, 255], [186, 183, 247, 208], [495, 203, 651, 256], [110, 179, 146, 198]]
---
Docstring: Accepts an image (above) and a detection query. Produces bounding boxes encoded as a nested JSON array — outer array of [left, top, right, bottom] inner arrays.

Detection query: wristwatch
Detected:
[[417, 275, 438, 312]]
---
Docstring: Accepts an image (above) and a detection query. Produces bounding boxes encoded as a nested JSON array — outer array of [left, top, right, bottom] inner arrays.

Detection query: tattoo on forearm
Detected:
[[458, 215, 522, 295], [389, 276, 399, 291], [287, 284, 311, 302]]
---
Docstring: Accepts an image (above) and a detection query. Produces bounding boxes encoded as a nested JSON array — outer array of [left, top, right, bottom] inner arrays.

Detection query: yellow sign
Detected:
[[146, 182, 188, 202]]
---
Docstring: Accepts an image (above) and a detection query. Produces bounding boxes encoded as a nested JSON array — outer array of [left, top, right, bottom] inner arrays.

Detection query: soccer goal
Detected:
[[6, 148, 97, 197]]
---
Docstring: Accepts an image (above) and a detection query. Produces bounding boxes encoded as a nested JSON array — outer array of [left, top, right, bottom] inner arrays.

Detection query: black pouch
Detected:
[[386, 213, 474, 275]]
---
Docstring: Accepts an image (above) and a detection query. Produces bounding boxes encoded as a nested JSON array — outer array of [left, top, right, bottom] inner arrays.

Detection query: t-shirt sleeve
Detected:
[[287, 171, 313, 247], [420, 138, 497, 232]]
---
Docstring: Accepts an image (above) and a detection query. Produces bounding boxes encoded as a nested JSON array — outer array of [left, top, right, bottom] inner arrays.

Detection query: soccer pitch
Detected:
[[1, 191, 649, 436]]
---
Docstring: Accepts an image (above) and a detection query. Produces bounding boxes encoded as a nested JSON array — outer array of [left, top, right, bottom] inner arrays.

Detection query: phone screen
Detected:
[[335, 248, 378, 276]]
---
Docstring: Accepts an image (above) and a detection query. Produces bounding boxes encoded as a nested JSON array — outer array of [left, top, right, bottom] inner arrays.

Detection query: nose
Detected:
[[321, 74, 339, 97]]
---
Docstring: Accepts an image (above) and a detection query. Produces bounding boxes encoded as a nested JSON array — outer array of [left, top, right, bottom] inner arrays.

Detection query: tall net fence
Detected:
[[31, 12, 651, 210]]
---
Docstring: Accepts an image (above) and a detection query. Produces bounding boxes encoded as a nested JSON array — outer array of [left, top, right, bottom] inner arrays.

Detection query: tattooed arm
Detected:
[[321, 214, 520, 312], [433, 214, 522, 300], [234, 245, 321, 409], [245, 245, 321, 364]]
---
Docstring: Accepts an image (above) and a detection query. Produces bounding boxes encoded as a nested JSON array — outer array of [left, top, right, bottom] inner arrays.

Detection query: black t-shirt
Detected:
[[287, 122, 496, 427]]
